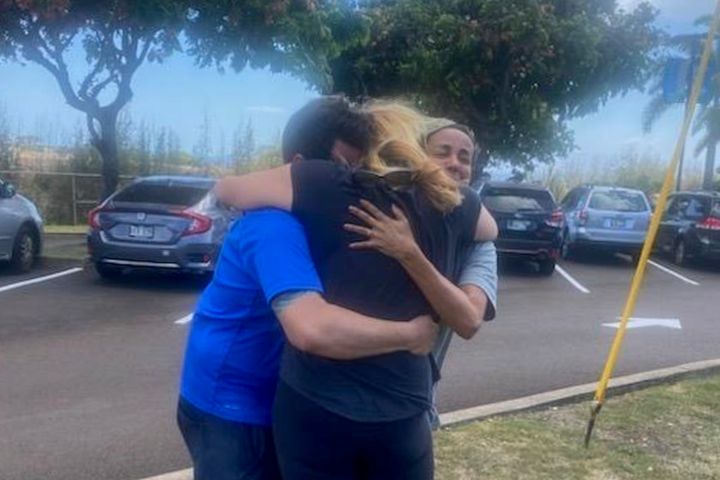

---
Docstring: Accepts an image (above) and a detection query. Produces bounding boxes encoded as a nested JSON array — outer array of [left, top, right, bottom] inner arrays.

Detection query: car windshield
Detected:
[[483, 189, 555, 213], [589, 191, 647, 212], [112, 181, 212, 207]]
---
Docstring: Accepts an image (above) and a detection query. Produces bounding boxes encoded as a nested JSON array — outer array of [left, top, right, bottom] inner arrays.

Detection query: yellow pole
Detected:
[[584, 0, 720, 447]]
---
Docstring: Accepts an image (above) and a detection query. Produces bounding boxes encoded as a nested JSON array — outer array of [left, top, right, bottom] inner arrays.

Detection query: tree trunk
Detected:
[[471, 146, 491, 188], [91, 112, 120, 200], [703, 139, 717, 190]]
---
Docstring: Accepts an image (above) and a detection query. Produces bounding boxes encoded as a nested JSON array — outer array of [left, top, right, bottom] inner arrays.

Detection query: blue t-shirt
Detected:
[[179, 208, 323, 426]]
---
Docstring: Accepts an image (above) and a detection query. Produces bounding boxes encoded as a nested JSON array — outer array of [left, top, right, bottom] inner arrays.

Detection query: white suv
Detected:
[[0, 177, 44, 273]]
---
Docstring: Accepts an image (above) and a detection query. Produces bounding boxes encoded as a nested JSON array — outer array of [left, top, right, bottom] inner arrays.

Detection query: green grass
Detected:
[[435, 372, 720, 480], [42, 226, 87, 260], [44, 224, 87, 234]]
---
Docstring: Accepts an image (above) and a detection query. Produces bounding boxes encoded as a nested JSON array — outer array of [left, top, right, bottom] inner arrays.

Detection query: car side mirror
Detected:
[[0, 183, 16, 199]]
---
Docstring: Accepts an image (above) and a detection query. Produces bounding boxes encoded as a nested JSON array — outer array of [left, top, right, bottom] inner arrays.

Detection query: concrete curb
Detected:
[[139, 358, 720, 480], [438, 358, 720, 427]]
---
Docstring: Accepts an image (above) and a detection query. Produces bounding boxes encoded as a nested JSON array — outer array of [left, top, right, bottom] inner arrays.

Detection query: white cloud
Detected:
[[244, 106, 287, 114], [617, 0, 712, 19], [616, 0, 645, 9]]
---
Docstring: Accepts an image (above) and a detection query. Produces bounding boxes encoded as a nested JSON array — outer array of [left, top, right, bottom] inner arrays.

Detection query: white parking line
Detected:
[[602, 317, 682, 330], [0, 267, 83, 294], [138, 469, 191, 480], [174, 314, 193, 325], [648, 260, 700, 286], [555, 265, 591, 294]]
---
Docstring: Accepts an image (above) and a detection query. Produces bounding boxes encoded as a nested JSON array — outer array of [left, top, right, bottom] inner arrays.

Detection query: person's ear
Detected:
[[292, 153, 305, 163]]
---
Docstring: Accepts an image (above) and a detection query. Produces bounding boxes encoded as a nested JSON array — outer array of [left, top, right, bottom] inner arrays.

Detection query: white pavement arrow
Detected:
[[602, 317, 682, 330]]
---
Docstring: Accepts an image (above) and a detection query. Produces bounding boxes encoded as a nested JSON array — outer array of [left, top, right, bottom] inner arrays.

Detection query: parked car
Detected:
[[0, 176, 44, 273], [655, 191, 720, 266], [87, 176, 237, 279], [479, 182, 564, 276], [560, 185, 651, 261]]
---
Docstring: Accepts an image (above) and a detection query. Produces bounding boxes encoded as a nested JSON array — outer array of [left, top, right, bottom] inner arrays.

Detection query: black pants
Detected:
[[272, 381, 433, 480], [177, 397, 282, 480]]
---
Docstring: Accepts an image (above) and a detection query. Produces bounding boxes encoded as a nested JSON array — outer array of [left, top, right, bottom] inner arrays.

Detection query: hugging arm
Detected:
[[214, 164, 294, 211], [344, 200, 492, 339]]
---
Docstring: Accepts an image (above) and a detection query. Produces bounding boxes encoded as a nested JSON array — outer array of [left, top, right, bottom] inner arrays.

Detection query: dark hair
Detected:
[[281, 96, 374, 163]]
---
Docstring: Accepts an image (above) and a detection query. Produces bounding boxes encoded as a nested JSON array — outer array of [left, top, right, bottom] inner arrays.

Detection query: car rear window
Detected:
[[711, 201, 720, 219], [112, 182, 212, 206], [589, 191, 647, 212], [482, 188, 556, 213]]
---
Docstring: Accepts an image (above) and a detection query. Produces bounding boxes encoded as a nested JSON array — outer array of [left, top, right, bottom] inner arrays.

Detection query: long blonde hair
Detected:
[[359, 101, 461, 213]]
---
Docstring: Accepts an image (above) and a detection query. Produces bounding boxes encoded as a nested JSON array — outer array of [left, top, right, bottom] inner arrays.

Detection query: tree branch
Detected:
[[86, 113, 101, 145], [21, 24, 88, 113], [78, 59, 108, 100], [106, 31, 152, 114], [88, 73, 118, 100], [498, 56, 513, 121]]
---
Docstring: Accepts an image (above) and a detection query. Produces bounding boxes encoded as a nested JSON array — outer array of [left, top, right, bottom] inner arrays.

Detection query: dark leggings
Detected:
[[272, 381, 433, 480]]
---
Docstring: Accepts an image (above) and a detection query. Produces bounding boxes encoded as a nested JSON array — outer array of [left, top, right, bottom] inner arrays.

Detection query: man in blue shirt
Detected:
[[177, 98, 437, 480]]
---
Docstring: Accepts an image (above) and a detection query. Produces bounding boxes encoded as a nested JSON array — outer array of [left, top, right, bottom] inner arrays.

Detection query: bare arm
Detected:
[[272, 292, 438, 360], [461, 284, 489, 326], [214, 164, 293, 211], [344, 200, 485, 339], [475, 206, 498, 241], [458, 241, 498, 321]]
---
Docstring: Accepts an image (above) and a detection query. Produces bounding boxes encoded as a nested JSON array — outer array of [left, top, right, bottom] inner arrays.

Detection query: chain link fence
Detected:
[[0, 170, 136, 225]]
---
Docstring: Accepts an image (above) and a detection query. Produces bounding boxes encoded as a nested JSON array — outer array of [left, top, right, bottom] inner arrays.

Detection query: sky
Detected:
[[565, 0, 716, 174], [0, 0, 716, 169]]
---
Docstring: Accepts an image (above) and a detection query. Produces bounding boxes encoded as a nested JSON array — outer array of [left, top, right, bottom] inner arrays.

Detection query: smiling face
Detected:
[[426, 127, 475, 186]]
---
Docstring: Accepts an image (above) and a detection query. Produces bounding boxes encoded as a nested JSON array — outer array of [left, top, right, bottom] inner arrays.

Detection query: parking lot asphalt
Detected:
[[0, 250, 718, 480]]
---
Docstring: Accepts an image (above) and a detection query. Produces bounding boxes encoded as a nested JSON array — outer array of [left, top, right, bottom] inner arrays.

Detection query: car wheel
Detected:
[[95, 262, 122, 280], [538, 259, 556, 276], [673, 240, 688, 267], [10, 226, 36, 273]]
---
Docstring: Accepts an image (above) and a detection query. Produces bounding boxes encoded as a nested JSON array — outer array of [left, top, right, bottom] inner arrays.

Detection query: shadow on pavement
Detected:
[[565, 251, 633, 268], [498, 258, 551, 277], [0, 256, 83, 280], [89, 268, 211, 293]]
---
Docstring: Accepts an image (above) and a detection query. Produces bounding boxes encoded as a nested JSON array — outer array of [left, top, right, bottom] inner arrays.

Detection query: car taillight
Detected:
[[577, 209, 589, 226], [696, 216, 720, 230], [179, 210, 212, 236], [546, 209, 564, 228], [88, 206, 103, 230]]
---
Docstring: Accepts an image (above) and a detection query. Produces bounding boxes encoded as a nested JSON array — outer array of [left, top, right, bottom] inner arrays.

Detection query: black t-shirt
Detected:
[[280, 160, 481, 422]]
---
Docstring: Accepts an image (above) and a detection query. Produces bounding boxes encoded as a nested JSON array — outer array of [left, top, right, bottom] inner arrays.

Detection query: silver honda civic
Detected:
[[87, 176, 238, 279]]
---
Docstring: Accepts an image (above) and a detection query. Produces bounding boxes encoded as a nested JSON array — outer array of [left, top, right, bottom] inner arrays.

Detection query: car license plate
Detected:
[[129, 225, 154, 238], [507, 220, 531, 231], [605, 218, 626, 229]]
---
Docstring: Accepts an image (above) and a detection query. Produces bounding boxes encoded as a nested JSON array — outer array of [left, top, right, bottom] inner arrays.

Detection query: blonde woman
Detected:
[[345, 109, 499, 429], [215, 98, 495, 479]]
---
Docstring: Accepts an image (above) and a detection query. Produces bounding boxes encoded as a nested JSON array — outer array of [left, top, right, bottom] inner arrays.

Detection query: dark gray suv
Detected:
[[0, 176, 44, 273], [87, 176, 237, 279]]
